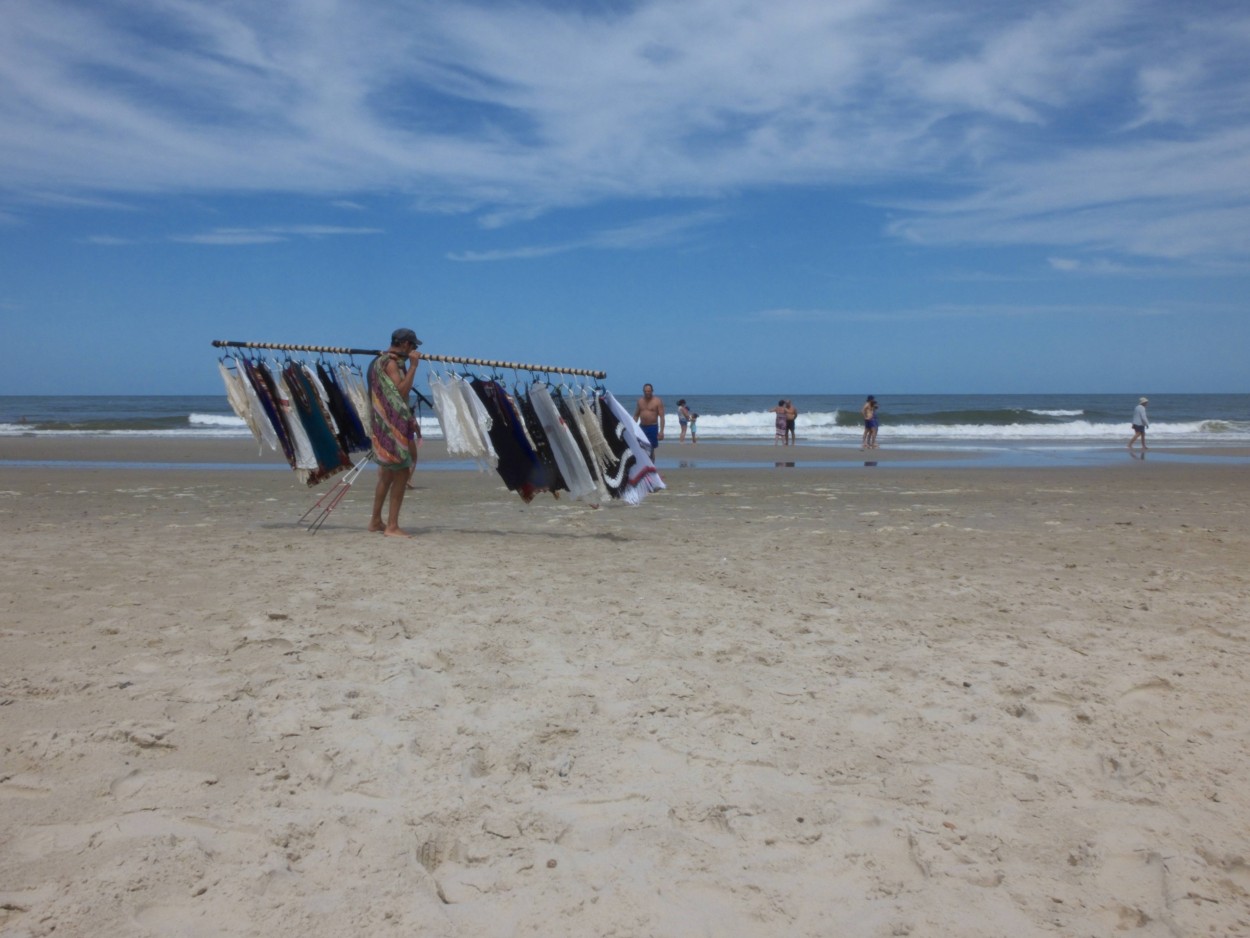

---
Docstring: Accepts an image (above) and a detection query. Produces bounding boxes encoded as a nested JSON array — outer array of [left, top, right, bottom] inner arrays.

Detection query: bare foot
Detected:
[[383, 527, 413, 538], [368, 520, 385, 532]]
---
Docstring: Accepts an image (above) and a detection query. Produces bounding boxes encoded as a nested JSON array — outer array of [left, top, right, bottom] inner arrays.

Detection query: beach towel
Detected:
[[367, 355, 414, 470]]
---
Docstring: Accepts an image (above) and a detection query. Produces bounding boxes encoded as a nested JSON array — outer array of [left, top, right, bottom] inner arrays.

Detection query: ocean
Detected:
[[1, 393, 1247, 449]]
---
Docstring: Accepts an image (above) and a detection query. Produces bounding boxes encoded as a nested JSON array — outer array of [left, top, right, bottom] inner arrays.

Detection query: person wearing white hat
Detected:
[[1128, 396, 1150, 451]]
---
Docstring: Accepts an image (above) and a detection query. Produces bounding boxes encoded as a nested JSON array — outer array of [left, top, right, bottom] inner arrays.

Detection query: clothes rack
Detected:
[[211, 340, 607, 379], [212, 338, 662, 521]]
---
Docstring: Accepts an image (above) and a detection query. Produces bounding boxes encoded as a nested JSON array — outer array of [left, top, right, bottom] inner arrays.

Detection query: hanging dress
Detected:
[[286, 363, 350, 478], [217, 359, 265, 449], [268, 363, 320, 484], [242, 358, 295, 466], [470, 379, 546, 502], [337, 362, 373, 443], [516, 387, 566, 494], [561, 389, 610, 504], [602, 391, 665, 505], [317, 361, 370, 453], [450, 374, 498, 468], [530, 384, 598, 501]]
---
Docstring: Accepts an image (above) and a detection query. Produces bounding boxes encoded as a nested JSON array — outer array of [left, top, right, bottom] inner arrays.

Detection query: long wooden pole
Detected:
[[211, 339, 607, 379]]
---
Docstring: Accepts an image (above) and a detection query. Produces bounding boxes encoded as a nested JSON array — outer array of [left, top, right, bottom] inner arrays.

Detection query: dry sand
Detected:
[[1, 440, 1249, 937]]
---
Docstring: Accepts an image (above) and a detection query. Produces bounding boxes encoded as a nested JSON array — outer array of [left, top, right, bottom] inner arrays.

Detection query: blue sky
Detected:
[[1, 0, 1248, 395]]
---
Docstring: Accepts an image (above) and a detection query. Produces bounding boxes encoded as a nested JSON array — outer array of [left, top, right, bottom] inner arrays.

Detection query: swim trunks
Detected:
[[641, 424, 659, 452]]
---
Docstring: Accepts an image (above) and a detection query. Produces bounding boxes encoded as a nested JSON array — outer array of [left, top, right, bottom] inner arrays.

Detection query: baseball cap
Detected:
[[392, 328, 422, 347]]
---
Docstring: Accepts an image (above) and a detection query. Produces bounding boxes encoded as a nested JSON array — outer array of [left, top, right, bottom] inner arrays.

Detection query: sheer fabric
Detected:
[[530, 384, 598, 501]]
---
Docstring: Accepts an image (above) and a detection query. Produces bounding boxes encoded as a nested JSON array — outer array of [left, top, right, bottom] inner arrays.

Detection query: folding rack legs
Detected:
[[299, 452, 375, 534]]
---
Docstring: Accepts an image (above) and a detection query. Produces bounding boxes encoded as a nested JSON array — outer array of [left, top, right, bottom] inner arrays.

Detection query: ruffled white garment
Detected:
[[574, 390, 615, 478], [218, 360, 272, 453], [566, 389, 610, 503], [429, 373, 496, 468], [449, 375, 498, 469], [429, 374, 470, 455]]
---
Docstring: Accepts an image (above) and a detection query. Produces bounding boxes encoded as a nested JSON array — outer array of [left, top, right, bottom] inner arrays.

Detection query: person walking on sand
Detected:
[[634, 383, 665, 453], [1128, 396, 1149, 452], [785, 400, 798, 445], [861, 395, 879, 450], [677, 399, 692, 443], [368, 328, 422, 537]]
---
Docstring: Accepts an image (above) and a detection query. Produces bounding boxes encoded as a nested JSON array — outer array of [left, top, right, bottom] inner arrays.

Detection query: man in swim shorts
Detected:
[[368, 328, 422, 537], [634, 383, 665, 453], [861, 395, 879, 449]]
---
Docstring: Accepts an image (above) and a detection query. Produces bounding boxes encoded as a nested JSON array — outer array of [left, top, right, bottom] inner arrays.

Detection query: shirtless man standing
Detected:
[[634, 383, 665, 453], [367, 328, 422, 537], [860, 395, 879, 450]]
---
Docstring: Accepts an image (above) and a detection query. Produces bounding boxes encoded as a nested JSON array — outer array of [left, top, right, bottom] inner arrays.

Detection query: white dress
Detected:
[[267, 363, 318, 480], [530, 384, 598, 501]]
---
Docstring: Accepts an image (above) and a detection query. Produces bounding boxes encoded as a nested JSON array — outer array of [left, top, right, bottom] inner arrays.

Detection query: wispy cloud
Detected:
[[1, 0, 1248, 258], [742, 302, 1178, 323], [24, 191, 140, 211], [169, 224, 383, 245], [447, 209, 721, 261], [81, 235, 139, 246], [1047, 256, 1151, 275]]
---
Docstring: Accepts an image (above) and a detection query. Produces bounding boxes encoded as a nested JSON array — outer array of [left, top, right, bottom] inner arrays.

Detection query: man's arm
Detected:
[[385, 351, 421, 397], [398, 351, 421, 397], [658, 399, 666, 437]]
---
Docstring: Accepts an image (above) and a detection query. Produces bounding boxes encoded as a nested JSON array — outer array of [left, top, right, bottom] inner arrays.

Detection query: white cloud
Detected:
[[886, 126, 1250, 259], [743, 301, 1176, 323], [169, 224, 383, 245], [1, 0, 1248, 258], [447, 209, 721, 261], [82, 235, 140, 246], [1047, 256, 1162, 275]]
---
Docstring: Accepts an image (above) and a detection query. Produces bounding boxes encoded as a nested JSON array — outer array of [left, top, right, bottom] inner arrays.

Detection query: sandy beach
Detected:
[[2, 439, 1248, 937]]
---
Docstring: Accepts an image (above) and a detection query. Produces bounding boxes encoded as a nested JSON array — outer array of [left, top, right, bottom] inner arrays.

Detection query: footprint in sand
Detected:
[[0, 774, 52, 798], [109, 768, 148, 799], [1118, 677, 1173, 704]]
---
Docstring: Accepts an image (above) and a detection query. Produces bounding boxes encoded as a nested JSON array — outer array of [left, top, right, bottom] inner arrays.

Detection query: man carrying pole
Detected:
[[367, 328, 422, 537]]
